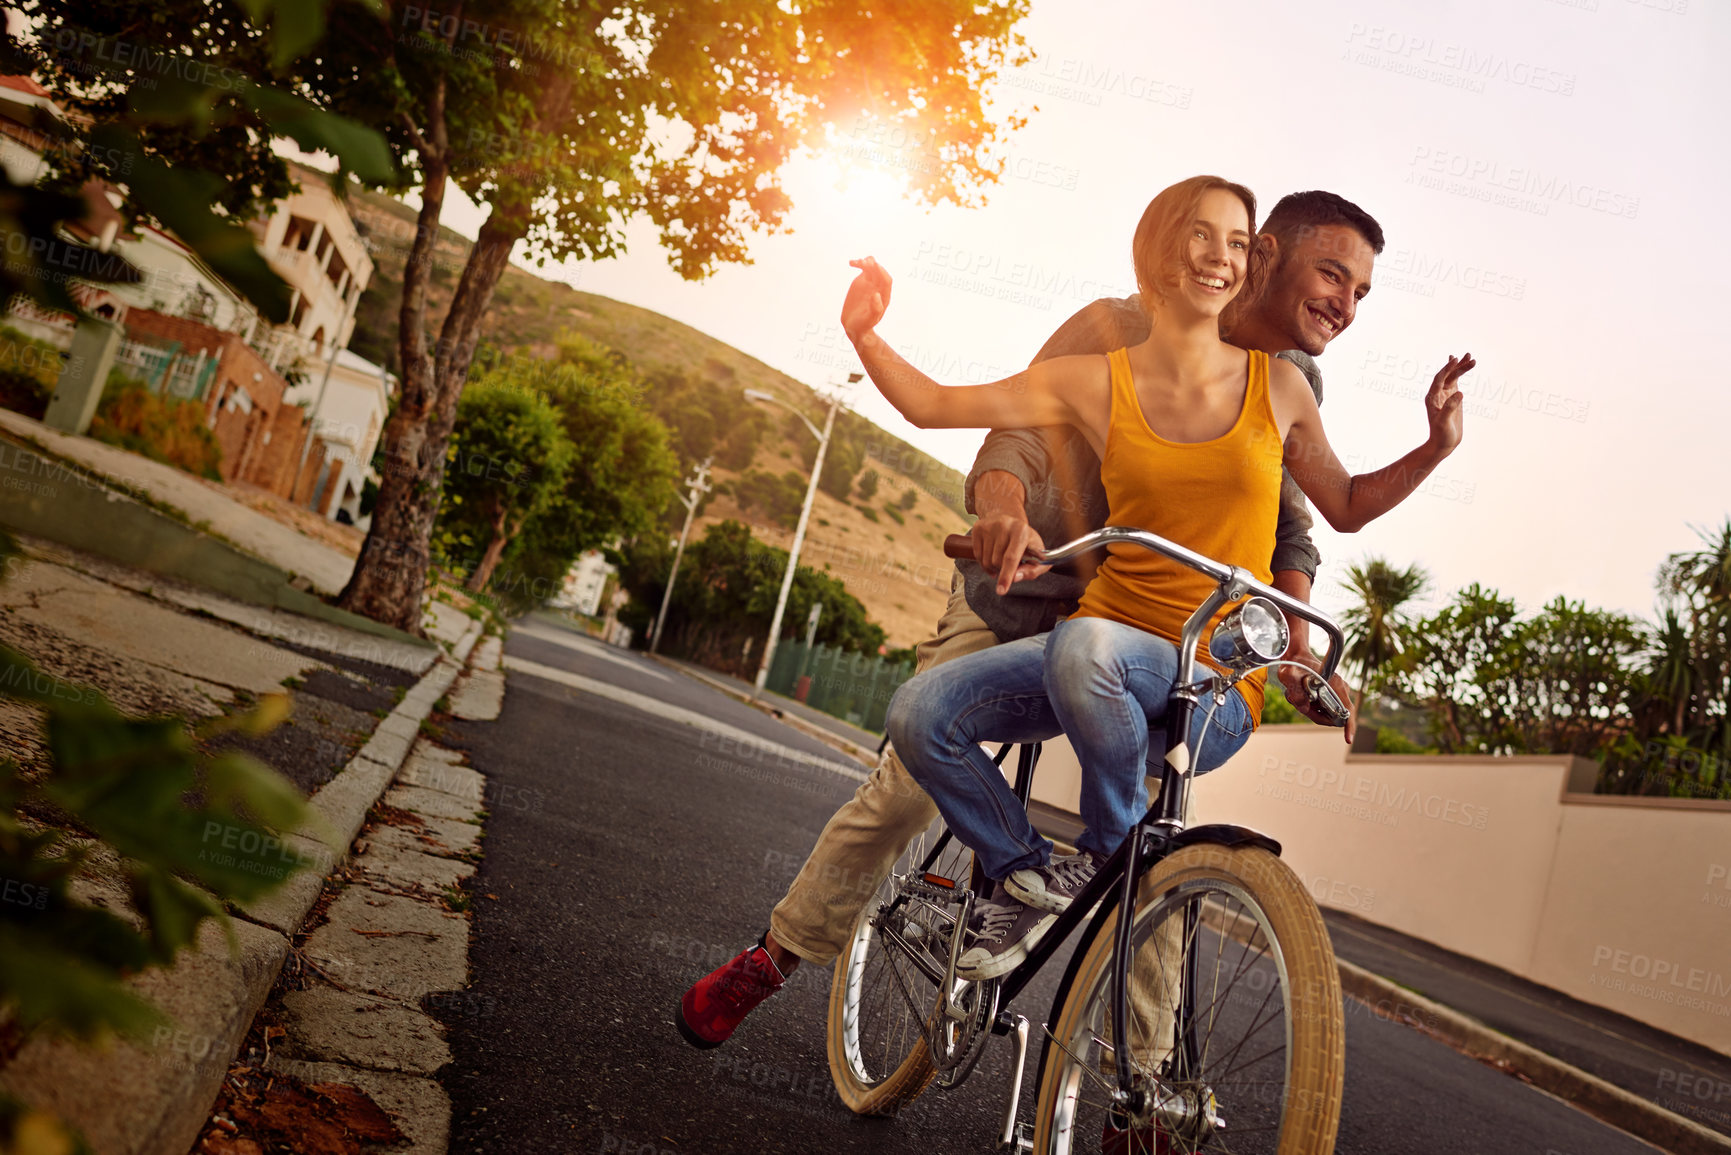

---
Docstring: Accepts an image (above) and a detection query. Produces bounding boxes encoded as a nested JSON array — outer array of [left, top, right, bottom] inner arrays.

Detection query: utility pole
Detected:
[[650, 456, 712, 655], [746, 372, 860, 694]]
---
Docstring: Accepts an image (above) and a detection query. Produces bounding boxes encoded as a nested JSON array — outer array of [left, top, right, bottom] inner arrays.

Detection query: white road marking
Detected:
[[502, 655, 867, 783], [514, 620, 670, 681]]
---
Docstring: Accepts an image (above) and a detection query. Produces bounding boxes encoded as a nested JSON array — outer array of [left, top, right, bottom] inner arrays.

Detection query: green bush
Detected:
[[1375, 727, 1435, 754], [0, 326, 65, 420], [734, 469, 806, 530], [1260, 676, 1300, 725], [88, 375, 223, 480]]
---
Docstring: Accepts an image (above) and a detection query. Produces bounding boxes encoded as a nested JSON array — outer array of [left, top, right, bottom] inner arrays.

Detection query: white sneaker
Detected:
[[1006, 851, 1101, 914], [955, 884, 1056, 981]]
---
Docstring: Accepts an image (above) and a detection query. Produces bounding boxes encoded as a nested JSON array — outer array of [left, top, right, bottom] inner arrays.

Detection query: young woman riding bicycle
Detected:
[[842, 174, 1471, 981]]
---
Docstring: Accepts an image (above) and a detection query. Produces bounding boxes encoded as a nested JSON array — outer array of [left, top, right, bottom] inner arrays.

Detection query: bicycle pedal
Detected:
[[901, 877, 968, 904]]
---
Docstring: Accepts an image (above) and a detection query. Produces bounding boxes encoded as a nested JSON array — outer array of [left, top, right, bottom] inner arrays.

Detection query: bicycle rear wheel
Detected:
[[1032, 841, 1343, 1154], [826, 820, 977, 1115]]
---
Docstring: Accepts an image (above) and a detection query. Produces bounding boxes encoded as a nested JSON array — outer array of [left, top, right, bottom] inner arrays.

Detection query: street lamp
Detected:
[[745, 374, 862, 694]]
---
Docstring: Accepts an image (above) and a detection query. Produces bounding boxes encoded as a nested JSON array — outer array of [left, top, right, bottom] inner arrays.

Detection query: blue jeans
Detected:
[[887, 617, 1254, 880]]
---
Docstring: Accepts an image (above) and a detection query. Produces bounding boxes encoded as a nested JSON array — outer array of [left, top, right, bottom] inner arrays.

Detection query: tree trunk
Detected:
[[336, 69, 572, 632], [338, 193, 528, 627], [466, 501, 520, 593]]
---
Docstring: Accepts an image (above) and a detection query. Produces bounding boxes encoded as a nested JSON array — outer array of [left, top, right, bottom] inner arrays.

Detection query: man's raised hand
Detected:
[[1425, 353, 1474, 454], [843, 258, 894, 343]]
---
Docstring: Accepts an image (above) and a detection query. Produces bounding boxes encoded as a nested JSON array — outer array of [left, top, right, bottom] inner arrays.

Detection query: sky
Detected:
[[420, 0, 1730, 629]]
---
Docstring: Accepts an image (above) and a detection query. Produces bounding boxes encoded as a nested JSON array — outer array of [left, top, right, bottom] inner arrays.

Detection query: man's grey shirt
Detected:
[[957, 295, 1325, 642]]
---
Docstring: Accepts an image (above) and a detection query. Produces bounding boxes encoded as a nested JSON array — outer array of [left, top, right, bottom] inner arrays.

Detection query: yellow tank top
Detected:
[[1073, 347, 1284, 721]]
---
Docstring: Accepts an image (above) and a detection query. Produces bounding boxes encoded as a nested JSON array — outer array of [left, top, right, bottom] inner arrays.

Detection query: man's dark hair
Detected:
[[1262, 191, 1385, 255]]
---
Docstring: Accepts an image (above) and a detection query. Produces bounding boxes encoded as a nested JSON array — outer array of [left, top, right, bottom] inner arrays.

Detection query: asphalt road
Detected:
[[435, 622, 1664, 1155]]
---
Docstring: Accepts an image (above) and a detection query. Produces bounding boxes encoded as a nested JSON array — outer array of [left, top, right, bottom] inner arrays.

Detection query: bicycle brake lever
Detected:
[[1298, 671, 1352, 728]]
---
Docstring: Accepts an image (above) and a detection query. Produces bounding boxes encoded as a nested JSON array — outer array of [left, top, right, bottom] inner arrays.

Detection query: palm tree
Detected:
[[1659, 518, 1731, 615], [1651, 519, 1731, 788], [1339, 558, 1431, 716]]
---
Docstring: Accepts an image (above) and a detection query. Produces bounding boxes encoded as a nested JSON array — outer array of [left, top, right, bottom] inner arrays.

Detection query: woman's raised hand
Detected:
[[1425, 353, 1475, 454], [842, 257, 893, 344]]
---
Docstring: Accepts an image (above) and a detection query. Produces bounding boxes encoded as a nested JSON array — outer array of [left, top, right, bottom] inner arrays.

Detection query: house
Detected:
[[249, 162, 373, 373], [0, 81, 391, 520], [286, 347, 393, 523]]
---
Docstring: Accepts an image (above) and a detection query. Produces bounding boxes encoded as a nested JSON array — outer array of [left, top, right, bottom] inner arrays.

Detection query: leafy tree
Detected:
[[733, 469, 806, 530], [618, 520, 885, 675], [897, 487, 918, 512], [1506, 597, 1647, 758], [1383, 584, 1522, 754], [433, 374, 572, 593], [793, 409, 873, 502], [486, 337, 678, 611], [641, 367, 770, 471], [1338, 558, 1429, 715], [316, 0, 1035, 631], [856, 469, 880, 502], [4, 0, 394, 318], [1654, 519, 1731, 763]]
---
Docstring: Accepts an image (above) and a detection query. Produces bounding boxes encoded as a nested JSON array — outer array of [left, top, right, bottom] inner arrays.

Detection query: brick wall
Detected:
[[121, 310, 297, 492]]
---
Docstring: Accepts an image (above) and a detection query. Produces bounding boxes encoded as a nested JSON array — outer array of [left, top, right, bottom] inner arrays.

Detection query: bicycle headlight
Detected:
[[1208, 597, 1290, 672]]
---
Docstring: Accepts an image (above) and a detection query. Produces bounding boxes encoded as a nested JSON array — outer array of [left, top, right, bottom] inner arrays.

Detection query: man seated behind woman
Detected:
[[842, 174, 1472, 979]]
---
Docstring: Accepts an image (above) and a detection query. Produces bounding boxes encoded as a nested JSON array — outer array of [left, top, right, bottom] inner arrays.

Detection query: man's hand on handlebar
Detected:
[[1277, 653, 1357, 744], [972, 515, 1053, 595]]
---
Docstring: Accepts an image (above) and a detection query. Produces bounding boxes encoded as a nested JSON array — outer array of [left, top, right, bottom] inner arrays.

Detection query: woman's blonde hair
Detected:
[[1131, 175, 1265, 321]]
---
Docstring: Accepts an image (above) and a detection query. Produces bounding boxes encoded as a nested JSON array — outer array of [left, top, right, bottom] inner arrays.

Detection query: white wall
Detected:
[[1031, 726, 1731, 1056]]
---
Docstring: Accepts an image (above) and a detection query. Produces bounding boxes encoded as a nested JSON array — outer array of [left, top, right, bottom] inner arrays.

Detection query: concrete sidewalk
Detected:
[[0, 532, 492, 1155], [1325, 908, 1731, 1153], [0, 408, 357, 595]]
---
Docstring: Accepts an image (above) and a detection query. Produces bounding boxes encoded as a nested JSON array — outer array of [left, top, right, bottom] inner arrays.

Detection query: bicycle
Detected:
[[826, 526, 1354, 1153]]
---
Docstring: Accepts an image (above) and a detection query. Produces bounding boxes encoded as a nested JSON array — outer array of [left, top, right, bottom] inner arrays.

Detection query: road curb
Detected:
[[0, 616, 489, 1155], [644, 653, 878, 768], [1337, 958, 1731, 1155]]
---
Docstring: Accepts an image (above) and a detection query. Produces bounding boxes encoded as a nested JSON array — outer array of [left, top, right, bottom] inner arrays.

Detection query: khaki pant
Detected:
[[770, 577, 1186, 1069], [770, 575, 999, 965]]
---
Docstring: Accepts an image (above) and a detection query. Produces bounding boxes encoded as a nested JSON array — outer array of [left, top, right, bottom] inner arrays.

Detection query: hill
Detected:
[[345, 188, 973, 646]]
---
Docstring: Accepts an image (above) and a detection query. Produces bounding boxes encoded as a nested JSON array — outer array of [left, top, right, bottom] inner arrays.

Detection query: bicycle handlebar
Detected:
[[944, 527, 1346, 683]]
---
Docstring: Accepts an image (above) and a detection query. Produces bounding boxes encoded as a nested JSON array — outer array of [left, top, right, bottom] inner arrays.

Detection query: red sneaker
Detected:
[[676, 936, 787, 1049]]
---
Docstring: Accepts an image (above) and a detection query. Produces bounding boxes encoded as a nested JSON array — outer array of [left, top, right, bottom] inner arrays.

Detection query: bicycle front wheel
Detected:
[[826, 821, 977, 1115], [1032, 841, 1343, 1154]]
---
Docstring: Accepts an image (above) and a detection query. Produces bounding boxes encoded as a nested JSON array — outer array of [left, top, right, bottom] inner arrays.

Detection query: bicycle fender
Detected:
[[1170, 823, 1281, 857]]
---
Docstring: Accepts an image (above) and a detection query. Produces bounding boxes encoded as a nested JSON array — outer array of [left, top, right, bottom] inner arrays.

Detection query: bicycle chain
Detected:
[[876, 880, 996, 1083]]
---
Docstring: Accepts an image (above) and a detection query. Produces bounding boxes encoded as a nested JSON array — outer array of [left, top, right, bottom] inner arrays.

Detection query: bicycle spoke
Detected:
[[1034, 851, 1340, 1155]]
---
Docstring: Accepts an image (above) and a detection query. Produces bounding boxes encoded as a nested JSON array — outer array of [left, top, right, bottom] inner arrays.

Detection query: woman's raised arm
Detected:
[[1274, 352, 1473, 533], [843, 257, 1097, 432]]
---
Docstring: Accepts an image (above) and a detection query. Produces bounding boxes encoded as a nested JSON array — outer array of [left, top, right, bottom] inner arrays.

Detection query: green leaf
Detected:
[[202, 749, 308, 832], [241, 85, 396, 184], [125, 73, 227, 132], [0, 931, 166, 1041], [234, 0, 328, 71], [129, 865, 231, 963]]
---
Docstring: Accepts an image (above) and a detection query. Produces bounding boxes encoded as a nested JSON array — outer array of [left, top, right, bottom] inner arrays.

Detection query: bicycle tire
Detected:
[[1031, 841, 1343, 1154], [826, 822, 976, 1115]]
